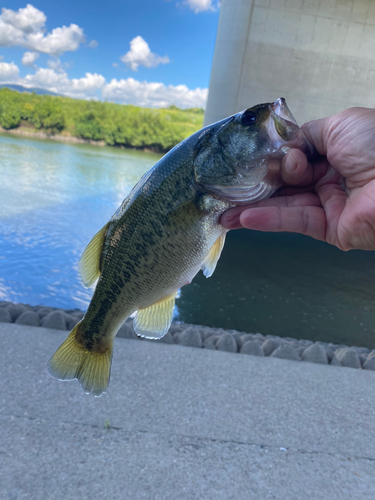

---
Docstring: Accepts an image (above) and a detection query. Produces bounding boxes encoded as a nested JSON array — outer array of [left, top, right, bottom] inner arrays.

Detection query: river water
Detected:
[[1, 134, 375, 348]]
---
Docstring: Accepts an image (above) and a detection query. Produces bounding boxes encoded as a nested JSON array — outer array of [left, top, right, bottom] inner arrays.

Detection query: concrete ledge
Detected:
[[2, 301, 374, 369], [1, 323, 375, 499]]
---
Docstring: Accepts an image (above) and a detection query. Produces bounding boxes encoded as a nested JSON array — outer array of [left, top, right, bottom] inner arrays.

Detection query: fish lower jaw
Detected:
[[206, 182, 277, 205]]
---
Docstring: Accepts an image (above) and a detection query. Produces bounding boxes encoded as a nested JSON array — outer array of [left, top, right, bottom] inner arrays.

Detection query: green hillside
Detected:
[[0, 88, 204, 152]]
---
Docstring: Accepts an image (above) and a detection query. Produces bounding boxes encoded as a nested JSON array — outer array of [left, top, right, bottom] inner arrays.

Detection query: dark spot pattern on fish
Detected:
[[48, 98, 313, 396], [76, 101, 296, 352]]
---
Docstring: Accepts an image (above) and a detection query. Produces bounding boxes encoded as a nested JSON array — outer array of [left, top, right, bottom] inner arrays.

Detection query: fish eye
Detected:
[[241, 110, 257, 126]]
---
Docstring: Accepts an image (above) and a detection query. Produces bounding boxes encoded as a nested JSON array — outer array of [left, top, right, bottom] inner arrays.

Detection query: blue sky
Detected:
[[0, 1, 220, 107]]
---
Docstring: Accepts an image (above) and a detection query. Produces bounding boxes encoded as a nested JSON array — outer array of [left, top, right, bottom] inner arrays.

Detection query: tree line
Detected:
[[0, 88, 204, 152]]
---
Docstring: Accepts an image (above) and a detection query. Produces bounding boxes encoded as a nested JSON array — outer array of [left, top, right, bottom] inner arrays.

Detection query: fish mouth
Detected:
[[266, 98, 299, 150], [212, 99, 298, 204], [207, 155, 285, 205], [267, 97, 314, 156], [204, 99, 314, 206], [204, 99, 296, 205], [271, 97, 298, 125]]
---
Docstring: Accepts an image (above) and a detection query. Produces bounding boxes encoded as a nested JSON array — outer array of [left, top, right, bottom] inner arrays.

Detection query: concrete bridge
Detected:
[[204, 0, 375, 125]]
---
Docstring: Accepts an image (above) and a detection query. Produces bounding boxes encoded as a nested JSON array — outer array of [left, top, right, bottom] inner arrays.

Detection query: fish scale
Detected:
[[47, 97, 313, 396]]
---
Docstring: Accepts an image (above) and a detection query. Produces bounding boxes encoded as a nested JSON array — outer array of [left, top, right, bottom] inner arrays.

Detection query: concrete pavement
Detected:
[[1, 323, 375, 499]]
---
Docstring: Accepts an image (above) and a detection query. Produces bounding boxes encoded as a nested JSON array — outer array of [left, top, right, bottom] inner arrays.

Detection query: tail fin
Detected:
[[47, 322, 113, 397]]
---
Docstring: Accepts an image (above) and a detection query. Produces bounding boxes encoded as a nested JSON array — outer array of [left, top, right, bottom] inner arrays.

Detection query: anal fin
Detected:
[[134, 292, 177, 339], [201, 232, 226, 278]]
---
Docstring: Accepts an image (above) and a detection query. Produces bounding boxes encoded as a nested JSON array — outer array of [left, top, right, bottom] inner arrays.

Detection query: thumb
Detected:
[[301, 117, 331, 157]]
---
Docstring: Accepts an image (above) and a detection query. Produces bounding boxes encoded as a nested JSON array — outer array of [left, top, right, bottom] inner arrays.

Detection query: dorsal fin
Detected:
[[201, 232, 226, 278], [78, 223, 109, 288], [133, 292, 177, 339]]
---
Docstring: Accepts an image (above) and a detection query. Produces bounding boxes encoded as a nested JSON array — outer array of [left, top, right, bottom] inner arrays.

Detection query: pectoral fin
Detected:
[[201, 232, 226, 278], [79, 223, 109, 288], [134, 292, 177, 339]]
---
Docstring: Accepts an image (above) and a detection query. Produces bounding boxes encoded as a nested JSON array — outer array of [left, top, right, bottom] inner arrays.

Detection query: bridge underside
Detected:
[[204, 0, 375, 126]]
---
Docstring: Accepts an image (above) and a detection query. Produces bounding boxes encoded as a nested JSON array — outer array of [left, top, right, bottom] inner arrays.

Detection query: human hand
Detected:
[[221, 107, 375, 251]]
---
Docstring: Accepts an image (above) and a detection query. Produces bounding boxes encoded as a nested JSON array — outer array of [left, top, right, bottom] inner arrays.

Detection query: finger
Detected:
[[220, 193, 321, 229], [281, 150, 330, 186], [281, 149, 308, 184], [274, 185, 318, 197], [316, 182, 348, 248], [301, 118, 331, 156], [238, 206, 327, 241]]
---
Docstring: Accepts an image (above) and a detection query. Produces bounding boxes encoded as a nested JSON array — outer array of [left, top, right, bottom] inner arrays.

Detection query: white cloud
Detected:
[[21, 51, 39, 67], [112, 62, 118, 67], [88, 40, 98, 49], [120, 36, 169, 71], [68, 72, 106, 98], [0, 60, 104, 99], [178, 0, 218, 13], [103, 78, 207, 109], [0, 62, 20, 82], [22, 69, 105, 99], [1, 4, 46, 33], [0, 18, 25, 47], [0, 56, 4, 61], [0, 58, 206, 109], [0, 5, 85, 56], [22, 67, 60, 88], [26, 24, 85, 57], [186, 0, 214, 12], [47, 57, 62, 71]]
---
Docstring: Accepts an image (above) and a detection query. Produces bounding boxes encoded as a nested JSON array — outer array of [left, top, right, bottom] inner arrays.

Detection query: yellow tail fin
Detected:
[[47, 322, 113, 397]]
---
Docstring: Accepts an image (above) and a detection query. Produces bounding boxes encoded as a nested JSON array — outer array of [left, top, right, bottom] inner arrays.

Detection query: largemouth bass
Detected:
[[47, 98, 312, 396]]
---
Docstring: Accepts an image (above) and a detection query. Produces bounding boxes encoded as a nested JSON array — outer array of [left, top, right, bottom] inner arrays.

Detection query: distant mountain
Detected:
[[0, 84, 59, 96]]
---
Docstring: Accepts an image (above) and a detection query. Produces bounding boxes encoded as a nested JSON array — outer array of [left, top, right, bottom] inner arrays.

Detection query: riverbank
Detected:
[[0, 88, 204, 152], [0, 126, 161, 153], [1, 300, 374, 370], [0, 126, 107, 147]]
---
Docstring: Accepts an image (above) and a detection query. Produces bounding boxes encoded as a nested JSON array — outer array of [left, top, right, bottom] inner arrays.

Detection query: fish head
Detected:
[[193, 98, 314, 204]]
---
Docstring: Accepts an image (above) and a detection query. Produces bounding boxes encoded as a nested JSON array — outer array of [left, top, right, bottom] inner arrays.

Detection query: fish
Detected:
[[47, 97, 313, 396]]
